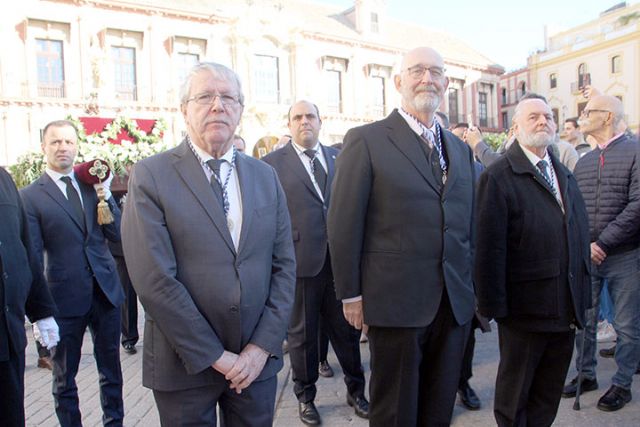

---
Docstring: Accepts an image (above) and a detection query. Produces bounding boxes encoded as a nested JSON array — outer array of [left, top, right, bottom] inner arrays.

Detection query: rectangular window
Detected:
[[448, 88, 459, 124], [254, 54, 279, 103], [502, 112, 509, 130], [611, 55, 621, 74], [36, 39, 65, 98], [501, 88, 507, 105], [326, 70, 342, 114], [371, 76, 385, 116], [371, 13, 379, 33], [550, 73, 557, 89], [479, 92, 488, 127], [177, 52, 199, 85], [111, 46, 137, 101]]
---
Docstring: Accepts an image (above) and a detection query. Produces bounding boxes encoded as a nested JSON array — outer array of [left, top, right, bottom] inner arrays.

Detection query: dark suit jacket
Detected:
[[327, 109, 476, 328], [121, 141, 296, 391], [474, 142, 591, 332], [262, 142, 338, 278], [20, 173, 123, 317], [0, 168, 57, 361]]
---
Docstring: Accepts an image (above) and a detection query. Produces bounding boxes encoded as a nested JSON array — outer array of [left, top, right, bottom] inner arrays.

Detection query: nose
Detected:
[[209, 95, 226, 112]]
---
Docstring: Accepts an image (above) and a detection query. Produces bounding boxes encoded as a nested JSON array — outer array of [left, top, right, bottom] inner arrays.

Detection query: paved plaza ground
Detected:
[[24, 309, 640, 426]]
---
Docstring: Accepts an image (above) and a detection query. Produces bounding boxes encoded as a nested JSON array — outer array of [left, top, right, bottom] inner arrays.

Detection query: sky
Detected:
[[318, 0, 628, 71]]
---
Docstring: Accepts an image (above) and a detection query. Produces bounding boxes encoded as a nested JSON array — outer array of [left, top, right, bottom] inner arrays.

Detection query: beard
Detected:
[[408, 87, 441, 113], [518, 130, 554, 148]]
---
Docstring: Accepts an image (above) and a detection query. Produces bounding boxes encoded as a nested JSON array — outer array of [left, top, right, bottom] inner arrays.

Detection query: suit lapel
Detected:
[[551, 155, 572, 220], [39, 174, 86, 233], [386, 111, 440, 193], [172, 142, 235, 254], [236, 154, 254, 254], [282, 142, 324, 203]]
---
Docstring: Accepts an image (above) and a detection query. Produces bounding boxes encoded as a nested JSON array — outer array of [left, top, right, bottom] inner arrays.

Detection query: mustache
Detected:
[[415, 85, 439, 94], [204, 118, 230, 126]]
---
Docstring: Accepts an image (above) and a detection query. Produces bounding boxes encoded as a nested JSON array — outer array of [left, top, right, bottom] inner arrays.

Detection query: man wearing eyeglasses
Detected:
[[328, 47, 476, 426], [121, 62, 296, 426], [562, 95, 640, 412]]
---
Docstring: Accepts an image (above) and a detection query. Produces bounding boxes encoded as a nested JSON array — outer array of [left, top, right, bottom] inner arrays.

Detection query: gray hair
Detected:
[[513, 92, 548, 119], [178, 62, 245, 106]]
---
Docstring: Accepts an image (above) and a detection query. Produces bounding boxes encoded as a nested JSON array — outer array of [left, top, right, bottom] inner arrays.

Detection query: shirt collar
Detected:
[[398, 108, 437, 137], [598, 132, 624, 151], [46, 168, 76, 182], [191, 141, 235, 163], [520, 144, 552, 169], [292, 141, 320, 155]]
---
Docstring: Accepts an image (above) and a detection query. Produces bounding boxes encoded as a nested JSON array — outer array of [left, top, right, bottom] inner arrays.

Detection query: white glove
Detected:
[[94, 172, 114, 200], [34, 317, 60, 350]]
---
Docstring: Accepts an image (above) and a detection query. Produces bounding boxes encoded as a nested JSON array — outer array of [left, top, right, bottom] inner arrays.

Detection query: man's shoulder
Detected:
[[20, 174, 47, 196]]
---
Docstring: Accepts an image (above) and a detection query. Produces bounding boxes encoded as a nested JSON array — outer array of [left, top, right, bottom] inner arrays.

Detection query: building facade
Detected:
[[1, 0, 504, 165], [504, 2, 639, 133]]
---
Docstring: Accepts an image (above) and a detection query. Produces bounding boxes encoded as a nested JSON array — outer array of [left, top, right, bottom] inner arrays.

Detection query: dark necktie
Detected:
[[304, 149, 327, 197], [60, 176, 85, 227], [536, 160, 554, 191], [206, 158, 225, 208]]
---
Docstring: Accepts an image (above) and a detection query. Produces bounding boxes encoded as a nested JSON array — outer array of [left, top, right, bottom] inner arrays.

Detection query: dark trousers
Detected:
[[52, 286, 124, 427], [288, 257, 365, 403], [0, 341, 25, 427], [494, 323, 575, 427], [459, 327, 476, 388], [114, 256, 138, 346], [153, 375, 277, 427], [318, 318, 330, 362], [368, 291, 470, 427]]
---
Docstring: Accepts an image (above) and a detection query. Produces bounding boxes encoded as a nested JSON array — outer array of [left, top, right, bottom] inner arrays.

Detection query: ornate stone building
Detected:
[[1, 0, 504, 165]]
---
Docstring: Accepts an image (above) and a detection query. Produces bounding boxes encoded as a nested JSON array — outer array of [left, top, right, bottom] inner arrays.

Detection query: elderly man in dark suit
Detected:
[[121, 62, 296, 427], [20, 120, 125, 426], [328, 46, 476, 426], [475, 96, 591, 426], [0, 167, 58, 427], [263, 100, 367, 425]]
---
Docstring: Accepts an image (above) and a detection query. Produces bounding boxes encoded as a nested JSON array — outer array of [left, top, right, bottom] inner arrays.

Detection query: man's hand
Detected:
[[464, 127, 484, 150], [591, 242, 607, 265], [343, 300, 364, 330], [34, 317, 60, 350], [225, 343, 269, 393], [212, 350, 239, 376]]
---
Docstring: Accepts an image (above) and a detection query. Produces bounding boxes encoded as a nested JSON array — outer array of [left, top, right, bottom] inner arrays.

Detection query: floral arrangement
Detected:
[[9, 116, 172, 188]]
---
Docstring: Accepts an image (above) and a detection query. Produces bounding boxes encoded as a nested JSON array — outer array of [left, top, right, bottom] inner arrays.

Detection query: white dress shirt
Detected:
[[45, 169, 85, 208], [521, 146, 564, 212], [192, 143, 243, 249], [291, 141, 328, 201]]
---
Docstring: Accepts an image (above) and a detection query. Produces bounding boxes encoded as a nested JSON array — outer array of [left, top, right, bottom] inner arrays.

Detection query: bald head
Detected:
[[579, 95, 625, 140], [400, 47, 445, 71]]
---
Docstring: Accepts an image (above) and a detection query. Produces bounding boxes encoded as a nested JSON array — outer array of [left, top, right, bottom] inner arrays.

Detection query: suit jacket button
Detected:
[[2, 272, 8, 280], [230, 306, 238, 313]]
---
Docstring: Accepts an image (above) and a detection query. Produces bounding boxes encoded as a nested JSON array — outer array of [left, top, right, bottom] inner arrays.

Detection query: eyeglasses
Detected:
[[186, 93, 241, 107], [581, 109, 610, 117], [404, 64, 446, 80]]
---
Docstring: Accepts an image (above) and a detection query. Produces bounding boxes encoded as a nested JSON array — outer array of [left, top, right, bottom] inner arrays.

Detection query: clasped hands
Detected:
[[212, 343, 269, 394]]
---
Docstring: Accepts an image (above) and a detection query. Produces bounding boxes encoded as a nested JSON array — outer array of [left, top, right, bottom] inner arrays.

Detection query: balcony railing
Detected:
[[115, 85, 137, 101], [38, 83, 65, 98]]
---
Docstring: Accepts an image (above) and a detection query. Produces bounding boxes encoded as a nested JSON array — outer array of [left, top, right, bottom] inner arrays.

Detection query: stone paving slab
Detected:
[[24, 311, 640, 426]]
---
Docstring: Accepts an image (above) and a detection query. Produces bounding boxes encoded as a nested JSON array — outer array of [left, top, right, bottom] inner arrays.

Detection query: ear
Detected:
[[393, 74, 402, 91], [180, 103, 188, 123], [443, 76, 450, 91]]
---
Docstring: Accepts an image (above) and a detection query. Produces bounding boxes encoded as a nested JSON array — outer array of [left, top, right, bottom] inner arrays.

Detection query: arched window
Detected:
[[611, 55, 621, 74], [578, 63, 589, 88], [549, 73, 557, 89], [519, 81, 526, 97]]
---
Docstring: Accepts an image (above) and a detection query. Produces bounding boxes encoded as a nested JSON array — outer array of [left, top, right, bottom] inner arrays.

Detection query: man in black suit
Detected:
[[475, 96, 591, 426], [108, 193, 138, 355], [0, 167, 58, 426], [263, 100, 367, 425], [21, 120, 125, 426], [328, 46, 476, 426]]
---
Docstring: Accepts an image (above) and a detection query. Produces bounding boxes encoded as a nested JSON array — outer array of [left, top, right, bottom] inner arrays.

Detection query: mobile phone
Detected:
[[467, 114, 474, 128]]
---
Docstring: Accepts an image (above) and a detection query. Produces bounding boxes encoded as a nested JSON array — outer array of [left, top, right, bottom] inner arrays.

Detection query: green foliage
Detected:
[[483, 132, 508, 151], [9, 116, 171, 188]]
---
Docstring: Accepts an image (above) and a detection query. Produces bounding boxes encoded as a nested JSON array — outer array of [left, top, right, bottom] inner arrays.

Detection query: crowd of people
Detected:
[[1, 43, 640, 427]]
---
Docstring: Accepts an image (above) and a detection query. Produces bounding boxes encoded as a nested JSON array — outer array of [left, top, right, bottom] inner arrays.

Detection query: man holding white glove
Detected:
[[21, 120, 125, 426], [1, 166, 57, 427]]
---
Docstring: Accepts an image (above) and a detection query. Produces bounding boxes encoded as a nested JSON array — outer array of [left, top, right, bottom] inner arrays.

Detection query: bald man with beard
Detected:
[[328, 47, 476, 426]]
